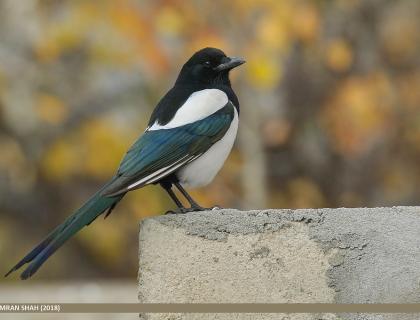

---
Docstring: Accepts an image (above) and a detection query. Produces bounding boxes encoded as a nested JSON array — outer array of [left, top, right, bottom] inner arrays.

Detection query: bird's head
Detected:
[[176, 47, 245, 86]]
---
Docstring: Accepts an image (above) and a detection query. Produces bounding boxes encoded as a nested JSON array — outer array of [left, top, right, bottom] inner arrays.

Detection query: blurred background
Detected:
[[1, 0, 420, 283]]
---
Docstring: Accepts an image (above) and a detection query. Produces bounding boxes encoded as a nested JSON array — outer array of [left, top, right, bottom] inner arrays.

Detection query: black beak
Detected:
[[214, 56, 246, 72]]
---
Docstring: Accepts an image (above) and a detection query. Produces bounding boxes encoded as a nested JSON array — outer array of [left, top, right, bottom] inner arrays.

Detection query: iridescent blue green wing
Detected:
[[101, 102, 235, 196]]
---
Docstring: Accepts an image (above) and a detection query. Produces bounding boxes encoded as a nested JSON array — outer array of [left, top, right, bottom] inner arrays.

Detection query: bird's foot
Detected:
[[164, 206, 205, 214], [164, 207, 189, 215], [164, 205, 222, 215], [190, 205, 223, 212]]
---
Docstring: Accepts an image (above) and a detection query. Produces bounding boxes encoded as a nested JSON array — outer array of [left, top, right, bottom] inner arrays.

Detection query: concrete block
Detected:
[[138, 207, 420, 320]]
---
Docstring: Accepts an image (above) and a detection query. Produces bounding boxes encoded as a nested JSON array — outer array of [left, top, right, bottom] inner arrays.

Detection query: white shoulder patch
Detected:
[[148, 89, 228, 131]]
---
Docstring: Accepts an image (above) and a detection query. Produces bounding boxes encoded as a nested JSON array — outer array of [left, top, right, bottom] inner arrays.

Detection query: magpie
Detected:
[[5, 47, 245, 279]]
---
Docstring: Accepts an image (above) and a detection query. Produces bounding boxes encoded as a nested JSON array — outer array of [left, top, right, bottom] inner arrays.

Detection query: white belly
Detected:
[[176, 108, 239, 188]]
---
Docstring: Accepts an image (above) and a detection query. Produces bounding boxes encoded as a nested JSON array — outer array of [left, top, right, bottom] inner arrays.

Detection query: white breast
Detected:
[[176, 107, 239, 188], [148, 89, 228, 131]]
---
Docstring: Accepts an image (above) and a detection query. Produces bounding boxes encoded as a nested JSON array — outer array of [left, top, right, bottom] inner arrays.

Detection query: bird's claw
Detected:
[[191, 205, 222, 211], [164, 205, 222, 215], [164, 207, 195, 215], [164, 208, 189, 215]]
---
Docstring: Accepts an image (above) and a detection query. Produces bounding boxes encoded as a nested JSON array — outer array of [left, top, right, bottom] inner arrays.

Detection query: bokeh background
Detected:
[[1, 0, 420, 282]]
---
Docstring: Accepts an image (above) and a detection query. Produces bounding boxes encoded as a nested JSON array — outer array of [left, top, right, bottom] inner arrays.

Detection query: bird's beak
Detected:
[[214, 56, 246, 72]]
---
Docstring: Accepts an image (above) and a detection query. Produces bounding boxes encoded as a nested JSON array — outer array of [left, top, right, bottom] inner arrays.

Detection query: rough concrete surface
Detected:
[[138, 207, 420, 320]]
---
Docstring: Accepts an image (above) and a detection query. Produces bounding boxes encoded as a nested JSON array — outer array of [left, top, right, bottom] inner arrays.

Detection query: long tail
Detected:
[[5, 178, 124, 280]]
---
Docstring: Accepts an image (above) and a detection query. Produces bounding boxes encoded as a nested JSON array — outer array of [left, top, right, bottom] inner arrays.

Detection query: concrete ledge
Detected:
[[138, 207, 420, 320]]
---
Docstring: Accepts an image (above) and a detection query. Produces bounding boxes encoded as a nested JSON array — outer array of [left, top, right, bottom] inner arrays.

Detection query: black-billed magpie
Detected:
[[5, 47, 245, 279]]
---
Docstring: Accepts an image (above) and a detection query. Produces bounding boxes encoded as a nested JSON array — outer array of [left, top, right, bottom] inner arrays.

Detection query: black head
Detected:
[[176, 47, 245, 86]]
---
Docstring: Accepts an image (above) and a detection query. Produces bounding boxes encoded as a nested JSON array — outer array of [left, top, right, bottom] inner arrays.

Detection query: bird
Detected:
[[5, 47, 245, 280]]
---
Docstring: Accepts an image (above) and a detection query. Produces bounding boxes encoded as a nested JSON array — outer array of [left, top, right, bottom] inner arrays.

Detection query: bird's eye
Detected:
[[203, 61, 211, 67]]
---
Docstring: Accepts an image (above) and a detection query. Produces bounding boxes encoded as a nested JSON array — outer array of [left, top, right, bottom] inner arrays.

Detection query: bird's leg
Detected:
[[165, 186, 184, 209], [160, 182, 189, 214], [174, 182, 222, 211], [174, 182, 207, 211]]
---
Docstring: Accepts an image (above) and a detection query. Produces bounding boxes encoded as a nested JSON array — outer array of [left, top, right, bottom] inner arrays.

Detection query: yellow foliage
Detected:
[[109, 2, 170, 73], [271, 177, 325, 209], [336, 0, 361, 9], [262, 118, 291, 147], [42, 118, 129, 181], [246, 52, 281, 90], [0, 67, 5, 89], [41, 138, 81, 181], [325, 39, 353, 72], [77, 216, 126, 266], [338, 191, 363, 207], [291, 3, 320, 43], [322, 73, 394, 157], [79, 119, 128, 179], [257, 12, 290, 50], [231, 0, 268, 14], [89, 42, 135, 67], [381, 9, 419, 64], [125, 187, 169, 219], [35, 1, 165, 72], [396, 72, 420, 110], [382, 164, 415, 202], [155, 6, 185, 36], [35, 3, 95, 61], [288, 178, 325, 208], [403, 129, 420, 154], [0, 137, 36, 192], [36, 94, 68, 125], [188, 31, 228, 56], [35, 29, 70, 62], [0, 136, 26, 170]]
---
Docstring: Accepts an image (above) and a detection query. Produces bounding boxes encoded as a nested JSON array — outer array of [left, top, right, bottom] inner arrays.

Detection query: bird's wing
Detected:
[[102, 102, 235, 196]]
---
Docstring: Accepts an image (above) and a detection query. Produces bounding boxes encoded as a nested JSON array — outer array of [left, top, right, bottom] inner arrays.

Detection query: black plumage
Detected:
[[6, 47, 245, 279]]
